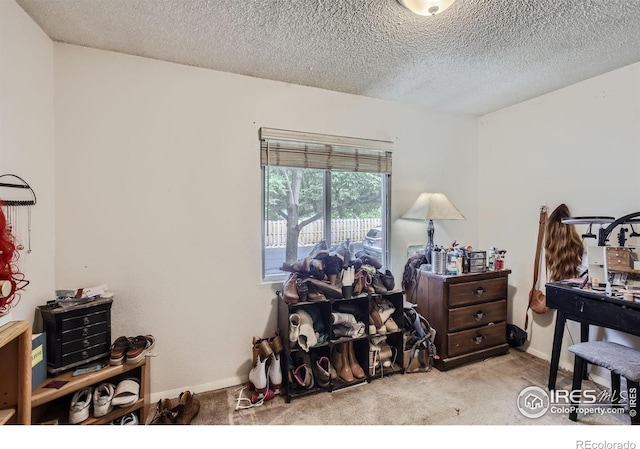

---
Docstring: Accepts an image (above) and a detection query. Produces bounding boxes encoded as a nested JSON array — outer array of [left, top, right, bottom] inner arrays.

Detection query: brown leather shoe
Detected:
[[338, 343, 354, 382], [347, 340, 365, 379], [150, 398, 179, 424], [282, 273, 299, 304], [175, 391, 200, 425]]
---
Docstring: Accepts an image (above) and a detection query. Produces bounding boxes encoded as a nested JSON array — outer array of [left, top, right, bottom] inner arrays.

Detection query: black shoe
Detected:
[[355, 251, 382, 270], [381, 270, 395, 291]]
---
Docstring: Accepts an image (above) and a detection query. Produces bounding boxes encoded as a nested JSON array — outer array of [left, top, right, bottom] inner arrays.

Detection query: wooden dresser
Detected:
[[407, 269, 511, 370]]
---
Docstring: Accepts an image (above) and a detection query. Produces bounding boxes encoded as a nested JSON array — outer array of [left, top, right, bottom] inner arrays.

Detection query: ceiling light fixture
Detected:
[[398, 0, 456, 16]]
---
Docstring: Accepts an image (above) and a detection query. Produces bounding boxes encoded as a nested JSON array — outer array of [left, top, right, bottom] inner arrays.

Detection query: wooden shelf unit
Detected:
[[31, 358, 151, 425], [0, 320, 32, 425]]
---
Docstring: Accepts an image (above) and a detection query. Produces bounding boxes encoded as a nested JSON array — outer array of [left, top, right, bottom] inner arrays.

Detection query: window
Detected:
[[260, 128, 393, 282]]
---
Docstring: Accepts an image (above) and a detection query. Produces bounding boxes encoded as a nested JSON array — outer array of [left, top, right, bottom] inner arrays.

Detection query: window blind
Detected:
[[260, 128, 393, 174]]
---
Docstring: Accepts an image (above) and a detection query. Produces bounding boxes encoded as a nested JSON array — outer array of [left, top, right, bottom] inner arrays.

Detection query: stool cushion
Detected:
[[569, 341, 640, 382]]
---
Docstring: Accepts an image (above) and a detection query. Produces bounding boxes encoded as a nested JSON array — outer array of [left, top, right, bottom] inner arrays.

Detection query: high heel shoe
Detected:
[[268, 332, 284, 395], [248, 337, 273, 398]]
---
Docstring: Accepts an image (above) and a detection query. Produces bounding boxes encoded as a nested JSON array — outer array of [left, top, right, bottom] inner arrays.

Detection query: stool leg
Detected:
[[570, 355, 585, 422], [611, 372, 622, 408], [627, 380, 639, 425]]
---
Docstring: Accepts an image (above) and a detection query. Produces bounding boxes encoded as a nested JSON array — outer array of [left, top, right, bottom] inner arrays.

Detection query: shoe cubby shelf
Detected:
[[277, 290, 409, 403], [31, 358, 150, 425]]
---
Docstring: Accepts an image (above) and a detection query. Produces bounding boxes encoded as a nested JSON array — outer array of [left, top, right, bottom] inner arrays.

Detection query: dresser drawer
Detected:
[[448, 299, 507, 332], [447, 322, 506, 357], [61, 331, 109, 354], [60, 309, 110, 332], [60, 342, 110, 367], [61, 321, 109, 343], [448, 278, 506, 307]]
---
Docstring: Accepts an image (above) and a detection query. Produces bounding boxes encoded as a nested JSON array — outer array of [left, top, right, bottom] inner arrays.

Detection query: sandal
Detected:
[[111, 378, 140, 408], [125, 334, 155, 364], [109, 336, 131, 366]]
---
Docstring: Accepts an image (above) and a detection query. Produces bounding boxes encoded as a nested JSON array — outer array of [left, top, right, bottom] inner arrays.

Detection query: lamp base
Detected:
[[423, 219, 435, 264]]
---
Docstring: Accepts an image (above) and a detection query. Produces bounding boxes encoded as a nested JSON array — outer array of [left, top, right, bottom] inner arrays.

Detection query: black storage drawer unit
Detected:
[[38, 298, 113, 375]]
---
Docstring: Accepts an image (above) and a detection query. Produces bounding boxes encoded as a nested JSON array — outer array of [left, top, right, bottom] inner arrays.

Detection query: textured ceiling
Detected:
[[15, 0, 640, 115]]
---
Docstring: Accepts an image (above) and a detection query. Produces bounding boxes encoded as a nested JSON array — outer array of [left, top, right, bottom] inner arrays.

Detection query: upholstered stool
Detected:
[[568, 341, 640, 424]]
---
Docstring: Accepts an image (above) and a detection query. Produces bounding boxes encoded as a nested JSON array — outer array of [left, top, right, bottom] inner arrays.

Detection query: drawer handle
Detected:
[[83, 339, 90, 348], [474, 287, 487, 297], [472, 334, 485, 344], [81, 350, 89, 359], [82, 328, 89, 337], [83, 317, 90, 325], [473, 311, 485, 321]]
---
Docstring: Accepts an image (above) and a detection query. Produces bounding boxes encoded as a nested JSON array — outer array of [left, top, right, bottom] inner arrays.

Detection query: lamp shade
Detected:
[[398, 0, 456, 16], [402, 193, 465, 221]]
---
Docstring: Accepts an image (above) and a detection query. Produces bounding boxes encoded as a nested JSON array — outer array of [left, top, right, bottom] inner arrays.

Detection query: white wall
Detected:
[[479, 62, 640, 383], [52, 43, 478, 398], [0, 1, 55, 326]]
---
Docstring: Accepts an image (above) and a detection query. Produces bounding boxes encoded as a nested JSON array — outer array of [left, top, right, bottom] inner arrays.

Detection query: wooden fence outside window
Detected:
[[264, 218, 382, 248]]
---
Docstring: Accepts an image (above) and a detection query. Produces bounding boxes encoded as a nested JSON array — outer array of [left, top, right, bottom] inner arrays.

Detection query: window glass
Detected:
[[263, 167, 388, 281]]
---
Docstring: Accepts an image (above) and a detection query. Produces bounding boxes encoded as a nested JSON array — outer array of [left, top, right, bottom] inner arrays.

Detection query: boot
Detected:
[[251, 337, 272, 367], [150, 398, 178, 424], [280, 257, 311, 273], [381, 270, 395, 291], [312, 354, 331, 388], [355, 251, 382, 269], [384, 317, 399, 332], [248, 337, 273, 396], [347, 340, 365, 379], [296, 277, 309, 302], [309, 240, 329, 258], [335, 239, 352, 269], [175, 391, 200, 425], [338, 343, 354, 382], [268, 332, 284, 395], [377, 298, 395, 323], [306, 277, 342, 299], [289, 314, 301, 349], [282, 273, 299, 304], [369, 300, 386, 334], [292, 353, 314, 389], [331, 345, 343, 375], [372, 273, 388, 294], [331, 312, 356, 326], [296, 309, 318, 352], [304, 280, 326, 302]]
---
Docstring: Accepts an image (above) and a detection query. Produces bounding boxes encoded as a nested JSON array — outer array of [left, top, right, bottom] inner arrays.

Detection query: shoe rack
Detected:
[[277, 290, 405, 403], [30, 358, 150, 425]]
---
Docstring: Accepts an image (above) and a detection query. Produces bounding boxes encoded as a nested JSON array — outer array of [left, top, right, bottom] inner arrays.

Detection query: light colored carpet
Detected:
[[183, 349, 631, 426]]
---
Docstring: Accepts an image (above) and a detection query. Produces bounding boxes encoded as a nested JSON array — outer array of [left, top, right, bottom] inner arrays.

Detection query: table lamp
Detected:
[[402, 192, 465, 263]]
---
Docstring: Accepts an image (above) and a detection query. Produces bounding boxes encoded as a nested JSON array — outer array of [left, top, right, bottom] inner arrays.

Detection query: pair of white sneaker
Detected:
[[69, 379, 139, 424]]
